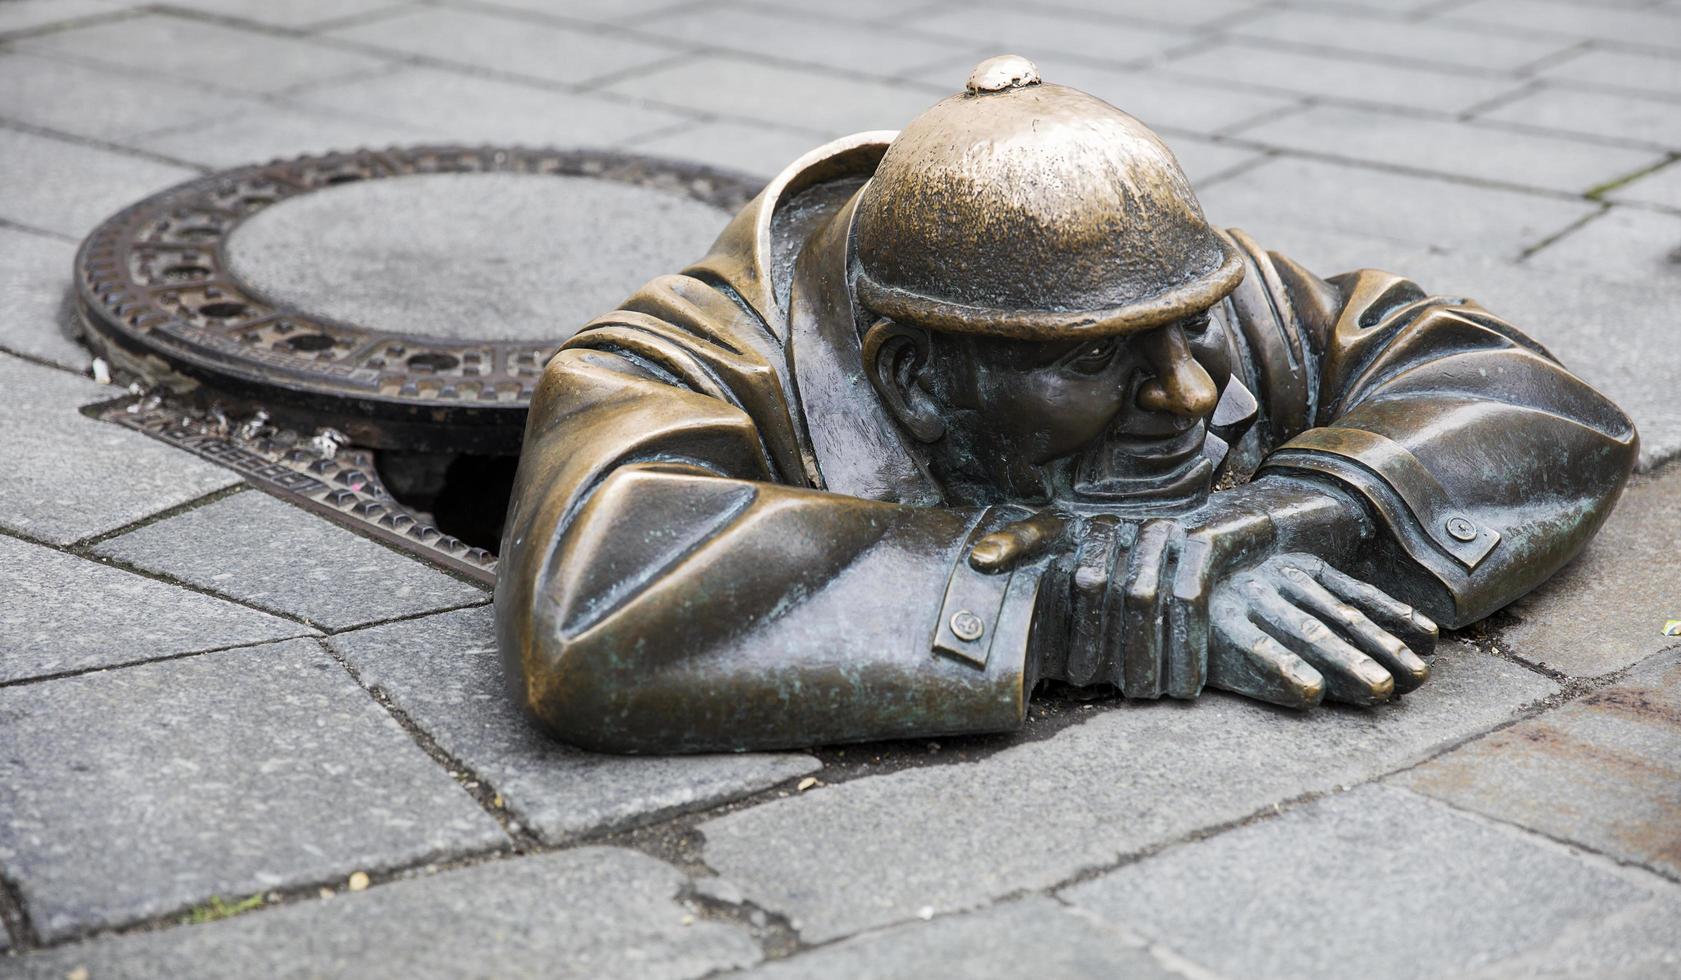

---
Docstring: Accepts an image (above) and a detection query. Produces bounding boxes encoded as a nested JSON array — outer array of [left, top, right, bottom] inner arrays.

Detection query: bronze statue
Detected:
[[495, 57, 1637, 753]]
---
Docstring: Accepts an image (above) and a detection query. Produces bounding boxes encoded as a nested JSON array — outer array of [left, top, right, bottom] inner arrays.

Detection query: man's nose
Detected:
[[1135, 325, 1219, 418]]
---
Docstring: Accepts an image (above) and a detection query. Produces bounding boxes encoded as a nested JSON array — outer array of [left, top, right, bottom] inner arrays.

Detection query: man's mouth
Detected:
[[1068, 419, 1214, 513], [1105, 420, 1208, 464]]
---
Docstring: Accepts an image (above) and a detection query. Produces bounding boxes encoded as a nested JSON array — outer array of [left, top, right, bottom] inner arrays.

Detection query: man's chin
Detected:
[[1067, 422, 1216, 516]]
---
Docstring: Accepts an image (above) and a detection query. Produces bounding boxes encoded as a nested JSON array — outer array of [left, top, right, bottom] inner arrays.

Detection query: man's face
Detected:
[[916, 312, 1232, 505]]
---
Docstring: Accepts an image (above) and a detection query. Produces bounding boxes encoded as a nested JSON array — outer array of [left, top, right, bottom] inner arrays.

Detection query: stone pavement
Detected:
[[1, 0, 1678, 975]]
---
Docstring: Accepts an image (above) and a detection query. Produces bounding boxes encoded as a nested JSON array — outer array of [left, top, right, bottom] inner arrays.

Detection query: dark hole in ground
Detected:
[[375, 450, 518, 555], [198, 301, 247, 318], [282, 332, 335, 352]]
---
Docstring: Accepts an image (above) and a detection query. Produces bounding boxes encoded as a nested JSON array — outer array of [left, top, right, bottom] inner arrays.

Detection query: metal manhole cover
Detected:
[[76, 145, 761, 454]]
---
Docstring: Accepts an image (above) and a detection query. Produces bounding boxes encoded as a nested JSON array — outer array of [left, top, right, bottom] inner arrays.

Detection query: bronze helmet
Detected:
[[854, 55, 1244, 340]]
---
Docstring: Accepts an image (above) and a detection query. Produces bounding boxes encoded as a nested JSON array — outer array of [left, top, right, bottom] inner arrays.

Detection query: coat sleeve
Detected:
[[495, 274, 1035, 753], [1221, 229, 1639, 626]]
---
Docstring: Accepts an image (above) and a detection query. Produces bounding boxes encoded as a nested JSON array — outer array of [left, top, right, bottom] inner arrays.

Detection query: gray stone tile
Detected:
[[1199, 155, 1597, 259], [131, 102, 429, 169], [747, 897, 1186, 980], [1164, 135, 1268, 186], [0, 51, 253, 142], [1230, 104, 1663, 195], [0, 0, 123, 37], [19, 13, 394, 94], [1525, 204, 1681, 285], [0, 533, 309, 683], [0, 355, 242, 546], [1480, 85, 1681, 149], [1496, 474, 1681, 678], [327, 6, 679, 87], [289, 64, 689, 147], [14, 847, 760, 979], [626, 3, 983, 78], [0, 638, 507, 939], [700, 644, 1554, 942], [1607, 157, 1681, 209], [981, 0, 1260, 30], [607, 55, 939, 135], [1061, 785, 1660, 980], [92, 491, 488, 631], [1537, 46, 1681, 97], [1164, 40, 1523, 114], [330, 606, 821, 844], [0, 226, 87, 371], [1470, 894, 1681, 980], [909, 56, 1304, 136], [624, 121, 822, 181], [1398, 650, 1681, 878], [902, 5, 1196, 66], [0, 126, 198, 238], [1232, 8, 1576, 71], [162, 0, 405, 30], [1440, 0, 1681, 54]]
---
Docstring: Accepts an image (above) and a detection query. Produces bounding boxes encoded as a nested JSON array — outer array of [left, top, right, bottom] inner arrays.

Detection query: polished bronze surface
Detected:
[[496, 57, 1638, 754]]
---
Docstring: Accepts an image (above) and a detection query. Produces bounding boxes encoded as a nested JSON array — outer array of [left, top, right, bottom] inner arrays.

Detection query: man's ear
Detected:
[[862, 318, 946, 443]]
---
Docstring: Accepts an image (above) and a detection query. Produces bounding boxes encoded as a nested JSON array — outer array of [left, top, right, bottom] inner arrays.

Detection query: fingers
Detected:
[[1065, 517, 1121, 687], [969, 511, 1069, 572], [1208, 597, 1325, 709], [1242, 578, 1396, 705], [1121, 520, 1177, 698], [1272, 563, 1429, 694], [1169, 507, 1273, 700], [1300, 559, 1439, 658]]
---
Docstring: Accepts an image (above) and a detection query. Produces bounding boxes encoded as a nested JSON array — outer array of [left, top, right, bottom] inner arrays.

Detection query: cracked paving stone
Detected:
[[1060, 784, 1661, 980], [745, 896, 1187, 979], [700, 643, 1554, 942], [0, 355, 241, 546], [1496, 472, 1681, 678], [92, 491, 488, 631], [0, 638, 506, 940], [329, 606, 820, 844], [1397, 649, 1681, 879], [0, 226, 87, 371], [0, 534, 310, 683], [13, 847, 760, 979]]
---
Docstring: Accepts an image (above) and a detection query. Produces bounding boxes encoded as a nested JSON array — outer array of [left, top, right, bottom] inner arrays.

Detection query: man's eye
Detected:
[[1182, 315, 1212, 335], [1067, 339, 1117, 374]]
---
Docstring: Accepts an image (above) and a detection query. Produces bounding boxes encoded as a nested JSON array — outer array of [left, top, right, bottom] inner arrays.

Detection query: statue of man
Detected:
[[496, 57, 1636, 754]]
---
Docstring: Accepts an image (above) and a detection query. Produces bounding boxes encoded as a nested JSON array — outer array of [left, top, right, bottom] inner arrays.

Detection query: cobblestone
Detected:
[[0, 638, 506, 940], [0, 226, 86, 371], [330, 607, 821, 844], [91, 490, 488, 631], [1061, 785, 1661, 980], [700, 644, 1553, 942]]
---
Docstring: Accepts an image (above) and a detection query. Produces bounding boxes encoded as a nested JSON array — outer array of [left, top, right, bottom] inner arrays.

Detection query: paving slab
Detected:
[[606, 56, 939, 136], [329, 606, 821, 844], [222, 171, 732, 343], [1536, 47, 1681, 98], [0, 637, 506, 940], [0, 226, 87, 371], [1162, 40, 1522, 114], [1440, 0, 1681, 54], [902, 5, 1195, 65], [1607, 158, 1681, 210], [289, 64, 690, 147], [1228, 104, 1663, 195], [0, 533, 310, 683], [327, 6, 680, 87], [1398, 650, 1681, 878], [910, 56, 1304, 137], [627, 4, 982, 78], [14, 848, 760, 979], [161, 0, 404, 31], [1161, 135, 1268, 186], [1469, 894, 1681, 979], [1199, 155, 1597, 259], [0, 355, 242, 546], [1479, 85, 1681, 150], [1524, 204, 1681, 286], [1496, 473, 1681, 678], [0, 126, 198, 239], [700, 643, 1554, 942], [1231, 8, 1576, 72], [92, 491, 488, 631], [0, 0, 122, 37], [746, 897, 1185, 979], [131, 102, 429, 169], [0, 51, 254, 143], [19, 12, 393, 94], [625, 121, 822, 182], [1061, 784, 1661, 980], [988, 0, 1260, 29]]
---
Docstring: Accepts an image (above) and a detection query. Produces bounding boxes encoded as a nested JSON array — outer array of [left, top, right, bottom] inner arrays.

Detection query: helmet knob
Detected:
[[966, 55, 1040, 94]]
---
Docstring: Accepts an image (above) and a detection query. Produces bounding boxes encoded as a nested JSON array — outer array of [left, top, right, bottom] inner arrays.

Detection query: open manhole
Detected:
[[78, 146, 760, 582]]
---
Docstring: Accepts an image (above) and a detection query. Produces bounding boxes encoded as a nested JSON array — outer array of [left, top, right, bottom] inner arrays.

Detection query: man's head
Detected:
[[854, 56, 1245, 510]]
